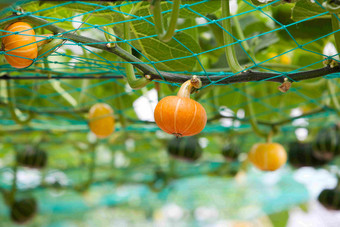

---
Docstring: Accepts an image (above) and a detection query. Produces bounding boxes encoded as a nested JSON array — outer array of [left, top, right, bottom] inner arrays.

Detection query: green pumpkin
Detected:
[[16, 146, 47, 169], [167, 136, 202, 161], [313, 126, 340, 161], [221, 144, 240, 162], [10, 197, 37, 224], [318, 188, 340, 210], [288, 142, 328, 168]]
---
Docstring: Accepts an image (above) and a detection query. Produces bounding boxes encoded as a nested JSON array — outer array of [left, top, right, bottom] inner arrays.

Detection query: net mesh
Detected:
[[0, 0, 339, 224]]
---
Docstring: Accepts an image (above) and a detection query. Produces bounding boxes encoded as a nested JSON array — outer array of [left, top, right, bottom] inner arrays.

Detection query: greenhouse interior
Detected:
[[1, 0, 340, 226]]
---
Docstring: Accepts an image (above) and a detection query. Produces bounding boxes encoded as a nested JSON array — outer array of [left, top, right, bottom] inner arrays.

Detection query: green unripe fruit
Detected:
[[16, 146, 47, 169], [167, 136, 202, 161], [318, 188, 340, 210], [288, 142, 328, 168], [221, 144, 240, 162], [10, 197, 37, 224], [313, 126, 340, 161]]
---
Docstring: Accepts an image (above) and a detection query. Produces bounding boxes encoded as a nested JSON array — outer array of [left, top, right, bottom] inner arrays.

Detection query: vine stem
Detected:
[[327, 80, 340, 111], [87, 144, 96, 187], [1, 14, 340, 85], [78, 46, 90, 104], [221, 0, 243, 73], [113, 82, 127, 128], [6, 80, 34, 124], [331, 14, 340, 55], [151, 0, 181, 42], [232, 15, 256, 62], [328, 14, 340, 112], [220, 0, 266, 138], [206, 14, 224, 46], [122, 21, 150, 89], [8, 162, 18, 206], [244, 84, 268, 139]]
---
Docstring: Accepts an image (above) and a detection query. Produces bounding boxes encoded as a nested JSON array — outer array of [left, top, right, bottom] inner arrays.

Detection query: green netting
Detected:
[[0, 0, 340, 226], [0, 0, 338, 134]]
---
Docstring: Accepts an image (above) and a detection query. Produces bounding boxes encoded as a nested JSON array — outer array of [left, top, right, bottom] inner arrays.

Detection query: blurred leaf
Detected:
[[268, 210, 289, 227], [272, 4, 332, 41], [175, 1, 221, 18], [250, 0, 264, 6], [292, 0, 329, 21], [253, 33, 279, 53], [299, 202, 309, 212]]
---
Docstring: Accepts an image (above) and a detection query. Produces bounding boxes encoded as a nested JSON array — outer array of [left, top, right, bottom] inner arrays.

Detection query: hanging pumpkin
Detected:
[[16, 145, 47, 169], [88, 103, 115, 138], [167, 136, 202, 161], [2, 22, 37, 68], [318, 188, 340, 210], [222, 144, 240, 161], [154, 76, 207, 137], [10, 197, 37, 224], [288, 141, 328, 168], [248, 142, 287, 171], [313, 125, 340, 161]]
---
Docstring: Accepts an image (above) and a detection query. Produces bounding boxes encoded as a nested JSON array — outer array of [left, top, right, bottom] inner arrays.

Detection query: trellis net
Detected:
[[0, 0, 340, 225]]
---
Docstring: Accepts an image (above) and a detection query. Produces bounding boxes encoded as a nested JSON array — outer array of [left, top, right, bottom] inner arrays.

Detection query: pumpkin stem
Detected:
[[177, 75, 202, 98], [266, 131, 273, 143], [173, 132, 182, 138]]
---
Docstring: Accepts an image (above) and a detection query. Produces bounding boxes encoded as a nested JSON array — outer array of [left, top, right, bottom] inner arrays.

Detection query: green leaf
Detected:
[[22, 2, 74, 30], [28, 1, 201, 72], [292, 0, 329, 21], [272, 4, 332, 41], [22, 1, 124, 30], [152, 1, 221, 19], [130, 3, 201, 71], [249, 0, 264, 6], [253, 33, 279, 53], [119, 1, 135, 15], [268, 210, 289, 227], [177, 1, 221, 18], [299, 202, 309, 212]]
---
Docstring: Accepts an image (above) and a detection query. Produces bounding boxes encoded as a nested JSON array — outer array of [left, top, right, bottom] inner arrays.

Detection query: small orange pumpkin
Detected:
[[2, 22, 37, 68], [248, 142, 287, 171], [88, 103, 115, 138], [154, 76, 207, 137]]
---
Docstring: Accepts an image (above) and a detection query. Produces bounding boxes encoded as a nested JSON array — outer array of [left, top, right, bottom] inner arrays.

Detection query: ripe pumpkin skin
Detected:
[[249, 143, 287, 171], [154, 96, 207, 137], [88, 103, 115, 138], [2, 22, 37, 68]]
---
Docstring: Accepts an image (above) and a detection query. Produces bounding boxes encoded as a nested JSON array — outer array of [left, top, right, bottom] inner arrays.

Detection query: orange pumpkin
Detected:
[[88, 103, 115, 139], [248, 142, 287, 171], [2, 22, 37, 68], [154, 76, 207, 137]]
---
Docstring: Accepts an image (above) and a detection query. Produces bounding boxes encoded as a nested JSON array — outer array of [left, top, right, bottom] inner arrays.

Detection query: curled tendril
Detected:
[[323, 0, 340, 13]]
